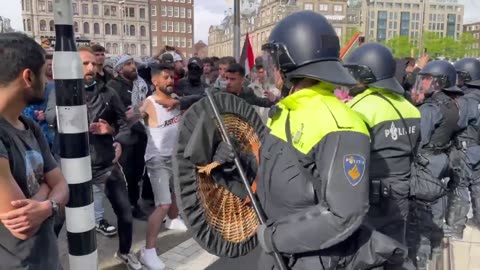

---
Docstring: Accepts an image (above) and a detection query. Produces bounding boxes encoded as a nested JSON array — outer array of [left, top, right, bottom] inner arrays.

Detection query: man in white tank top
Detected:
[[135, 63, 187, 270]]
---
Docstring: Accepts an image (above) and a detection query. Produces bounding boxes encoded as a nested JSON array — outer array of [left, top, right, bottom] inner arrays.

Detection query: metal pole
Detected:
[[233, 0, 241, 60], [52, 1, 97, 270], [204, 89, 289, 270]]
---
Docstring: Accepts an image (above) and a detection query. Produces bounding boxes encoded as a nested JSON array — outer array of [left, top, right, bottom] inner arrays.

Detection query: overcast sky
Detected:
[[0, 0, 478, 43]]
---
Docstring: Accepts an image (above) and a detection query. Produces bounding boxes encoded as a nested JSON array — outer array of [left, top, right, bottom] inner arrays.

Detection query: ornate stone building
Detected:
[[21, 0, 151, 57], [208, 0, 353, 57]]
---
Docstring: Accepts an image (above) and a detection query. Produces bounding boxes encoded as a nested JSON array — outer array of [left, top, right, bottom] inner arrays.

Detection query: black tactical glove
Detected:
[[213, 141, 235, 165]]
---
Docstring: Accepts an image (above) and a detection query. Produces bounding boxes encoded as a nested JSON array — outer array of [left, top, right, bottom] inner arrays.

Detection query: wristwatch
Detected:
[[49, 199, 59, 217]]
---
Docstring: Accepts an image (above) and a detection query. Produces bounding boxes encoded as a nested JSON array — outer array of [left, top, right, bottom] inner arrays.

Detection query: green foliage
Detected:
[[383, 32, 480, 59]]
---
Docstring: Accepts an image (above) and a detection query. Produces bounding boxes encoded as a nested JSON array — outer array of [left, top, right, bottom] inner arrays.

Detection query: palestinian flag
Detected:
[[239, 32, 255, 76]]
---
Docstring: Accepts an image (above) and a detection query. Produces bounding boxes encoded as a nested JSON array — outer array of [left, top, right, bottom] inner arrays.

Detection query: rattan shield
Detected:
[[173, 91, 267, 258]]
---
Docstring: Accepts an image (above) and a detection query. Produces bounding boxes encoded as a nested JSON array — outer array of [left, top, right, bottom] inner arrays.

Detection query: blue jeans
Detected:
[[93, 183, 106, 224]]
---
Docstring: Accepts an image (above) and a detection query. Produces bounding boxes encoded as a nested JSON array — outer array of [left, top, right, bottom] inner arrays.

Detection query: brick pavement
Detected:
[[448, 224, 480, 270], [160, 238, 219, 270]]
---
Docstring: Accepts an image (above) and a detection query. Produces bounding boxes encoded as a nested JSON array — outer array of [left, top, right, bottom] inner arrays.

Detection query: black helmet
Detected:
[[344, 43, 405, 94], [454, 58, 480, 87], [261, 11, 356, 86], [415, 60, 463, 94]]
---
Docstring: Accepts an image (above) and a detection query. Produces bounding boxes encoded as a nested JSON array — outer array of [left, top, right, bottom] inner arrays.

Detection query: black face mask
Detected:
[[188, 65, 203, 84]]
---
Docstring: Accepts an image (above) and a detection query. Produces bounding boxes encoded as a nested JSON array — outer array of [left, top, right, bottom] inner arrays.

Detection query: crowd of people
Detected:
[[1, 10, 480, 270]]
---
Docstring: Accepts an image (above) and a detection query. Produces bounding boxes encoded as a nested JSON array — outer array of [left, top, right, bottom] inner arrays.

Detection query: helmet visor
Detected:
[[457, 71, 472, 87], [344, 65, 377, 84], [412, 74, 447, 94]]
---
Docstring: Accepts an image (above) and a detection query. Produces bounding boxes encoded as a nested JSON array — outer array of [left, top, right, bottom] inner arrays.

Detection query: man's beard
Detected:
[[124, 71, 138, 81], [159, 85, 173, 95], [26, 82, 45, 105]]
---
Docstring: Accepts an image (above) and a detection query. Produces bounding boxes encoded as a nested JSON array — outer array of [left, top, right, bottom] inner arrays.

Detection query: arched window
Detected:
[[105, 23, 111, 35], [74, 21, 79, 32], [39, 20, 46, 31], [140, 26, 146, 37], [141, 44, 147, 56], [112, 24, 118, 35], [94, 23, 100, 34], [112, 43, 118, 54], [129, 25, 135, 36], [124, 43, 129, 54], [23, 19, 26, 31], [83, 22, 90, 34], [26, 19, 31, 31], [49, 20, 54, 31], [130, 44, 137, 55], [106, 43, 111, 54]]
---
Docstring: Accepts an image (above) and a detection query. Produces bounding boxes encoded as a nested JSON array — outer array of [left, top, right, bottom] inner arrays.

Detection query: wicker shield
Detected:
[[173, 91, 267, 258]]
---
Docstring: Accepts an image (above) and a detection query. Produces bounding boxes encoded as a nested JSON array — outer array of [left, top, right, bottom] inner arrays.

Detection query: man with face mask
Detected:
[[176, 57, 208, 97], [0, 32, 69, 270], [107, 54, 149, 220], [408, 60, 462, 269], [344, 43, 420, 270], [445, 58, 480, 239]]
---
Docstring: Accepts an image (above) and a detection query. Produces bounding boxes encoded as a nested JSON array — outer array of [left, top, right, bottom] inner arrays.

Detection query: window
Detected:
[[168, 36, 174, 46], [82, 4, 88, 15], [161, 21, 167, 31], [72, 3, 78, 15], [168, 21, 173, 32], [129, 7, 135, 17], [104, 5, 110, 16], [187, 24, 192, 33], [112, 24, 118, 35], [47, 1, 53, 12], [105, 23, 111, 35], [180, 22, 185, 33], [175, 36, 180, 47], [112, 43, 118, 54], [161, 6, 166, 16], [168, 6, 173, 17], [130, 44, 137, 55], [130, 25, 135, 36], [174, 7, 179, 17], [93, 4, 99, 15], [152, 21, 157, 31], [187, 9, 192, 18], [334, 27, 342, 37], [48, 20, 54, 31], [152, 38, 158, 47], [151, 5, 156, 16], [319, 4, 328, 11], [25, 0, 31, 11], [111, 6, 117, 17], [26, 19, 31, 31], [162, 36, 167, 46], [83, 22, 89, 33], [106, 43, 111, 54], [38, 0, 46, 12], [174, 22, 179, 32], [74, 21, 79, 32], [40, 20, 46, 31], [140, 8, 146, 19], [94, 23, 100, 34], [304, 3, 313, 10], [181, 37, 186, 47], [187, 38, 192, 48], [180, 7, 185, 18], [124, 43, 129, 54], [140, 26, 146, 36], [141, 44, 147, 56], [334, 5, 342, 12]]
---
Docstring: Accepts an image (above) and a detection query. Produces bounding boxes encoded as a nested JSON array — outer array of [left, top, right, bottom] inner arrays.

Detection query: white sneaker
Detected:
[[139, 248, 165, 270], [114, 251, 142, 270], [164, 217, 188, 231]]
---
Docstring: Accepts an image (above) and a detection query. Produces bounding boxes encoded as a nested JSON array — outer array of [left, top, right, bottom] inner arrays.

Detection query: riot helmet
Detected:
[[412, 60, 463, 96], [344, 43, 405, 94], [454, 58, 480, 87], [261, 11, 357, 88]]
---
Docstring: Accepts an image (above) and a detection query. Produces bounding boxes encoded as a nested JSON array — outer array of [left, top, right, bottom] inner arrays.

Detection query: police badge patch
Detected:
[[343, 154, 366, 186]]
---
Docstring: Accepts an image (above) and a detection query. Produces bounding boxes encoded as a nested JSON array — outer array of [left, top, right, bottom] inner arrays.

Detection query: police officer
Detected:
[[446, 58, 480, 237], [409, 60, 462, 269], [212, 11, 411, 270], [344, 43, 420, 267]]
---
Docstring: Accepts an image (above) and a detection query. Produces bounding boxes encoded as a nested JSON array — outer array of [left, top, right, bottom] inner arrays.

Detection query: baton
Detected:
[[204, 88, 289, 270]]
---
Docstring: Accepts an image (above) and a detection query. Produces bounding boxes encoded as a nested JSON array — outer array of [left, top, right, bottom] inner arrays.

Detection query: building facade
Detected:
[[150, 0, 194, 57], [208, 0, 354, 57], [362, 0, 464, 44], [0, 16, 15, 33], [463, 21, 480, 57], [21, 0, 151, 57]]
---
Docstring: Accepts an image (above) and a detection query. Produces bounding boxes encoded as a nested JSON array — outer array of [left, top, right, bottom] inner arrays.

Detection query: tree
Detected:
[[459, 32, 480, 58], [384, 35, 414, 58], [342, 26, 360, 47]]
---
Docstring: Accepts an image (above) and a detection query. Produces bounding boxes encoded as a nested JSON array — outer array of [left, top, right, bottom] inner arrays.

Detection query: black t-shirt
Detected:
[[0, 116, 60, 269]]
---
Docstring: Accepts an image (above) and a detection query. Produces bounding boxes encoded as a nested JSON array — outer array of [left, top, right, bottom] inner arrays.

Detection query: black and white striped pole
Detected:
[[53, 0, 97, 269]]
